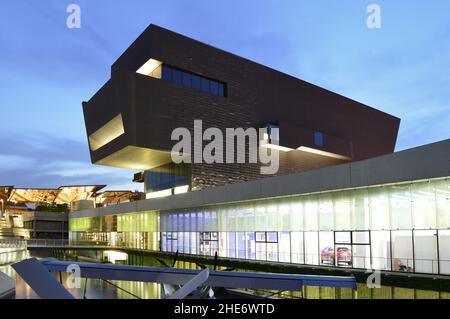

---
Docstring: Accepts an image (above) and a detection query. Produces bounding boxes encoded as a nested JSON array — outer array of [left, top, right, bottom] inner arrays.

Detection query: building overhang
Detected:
[[94, 145, 173, 170]]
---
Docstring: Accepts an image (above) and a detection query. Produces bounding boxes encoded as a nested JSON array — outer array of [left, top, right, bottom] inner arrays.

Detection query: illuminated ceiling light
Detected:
[[174, 185, 189, 195], [136, 58, 162, 78], [260, 143, 294, 152], [89, 114, 125, 151], [95, 146, 172, 170], [297, 146, 351, 161], [146, 189, 172, 199]]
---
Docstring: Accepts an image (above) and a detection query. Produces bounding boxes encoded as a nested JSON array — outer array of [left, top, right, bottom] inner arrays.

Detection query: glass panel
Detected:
[[256, 242, 266, 260], [371, 231, 391, 270], [210, 240, 218, 256], [267, 242, 278, 262], [201, 78, 210, 93], [319, 232, 334, 266], [353, 231, 370, 244], [210, 80, 219, 95], [389, 184, 412, 229], [436, 179, 450, 228], [291, 231, 304, 264], [237, 232, 246, 259], [191, 75, 201, 90], [304, 232, 319, 265], [319, 194, 334, 230], [314, 131, 324, 146], [218, 83, 225, 97], [227, 207, 236, 232], [352, 245, 370, 269], [246, 232, 256, 259], [161, 65, 172, 81], [183, 232, 190, 254], [255, 232, 266, 242], [352, 189, 370, 230], [199, 232, 209, 255], [392, 230, 414, 272], [412, 181, 436, 229], [369, 188, 390, 230], [197, 211, 204, 232], [267, 232, 278, 243], [414, 230, 438, 274], [279, 232, 291, 263], [204, 210, 211, 230], [228, 232, 236, 258], [182, 72, 191, 88], [255, 204, 268, 231], [334, 192, 351, 230], [289, 201, 303, 231], [210, 210, 218, 232], [172, 69, 182, 84], [218, 232, 227, 257], [267, 203, 279, 231], [161, 232, 167, 252], [335, 231, 351, 244], [190, 212, 196, 232], [190, 232, 197, 255], [438, 230, 450, 274], [304, 198, 318, 231]]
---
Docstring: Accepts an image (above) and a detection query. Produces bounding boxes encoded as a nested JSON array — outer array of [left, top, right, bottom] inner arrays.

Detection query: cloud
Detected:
[[0, 132, 141, 191]]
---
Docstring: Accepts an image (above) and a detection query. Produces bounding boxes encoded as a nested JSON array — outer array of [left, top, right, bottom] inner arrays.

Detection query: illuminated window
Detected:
[[314, 131, 324, 147], [136, 58, 163, 78], [88, 114, 125, 151]]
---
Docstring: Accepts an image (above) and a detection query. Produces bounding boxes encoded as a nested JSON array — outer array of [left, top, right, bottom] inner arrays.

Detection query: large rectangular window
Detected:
[[305, 232, 319, 265], [371, 231, 391, 270], [439, 230, 450, 275], [391, 230, 414, 272], [414, 230, 438, 274], [161, 64, 226, 97]]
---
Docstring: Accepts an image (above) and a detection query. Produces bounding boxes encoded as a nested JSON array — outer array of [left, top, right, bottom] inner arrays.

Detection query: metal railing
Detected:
[[26, 239, 111, 248], [20, 239, 450, 276], [0, 239, 27, 249]]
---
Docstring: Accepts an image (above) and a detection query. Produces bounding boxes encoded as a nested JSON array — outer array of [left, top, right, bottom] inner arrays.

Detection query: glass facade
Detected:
[[144, 163, 190, 193], [70, 177, 450, 275], [159, 64, 226, 97]]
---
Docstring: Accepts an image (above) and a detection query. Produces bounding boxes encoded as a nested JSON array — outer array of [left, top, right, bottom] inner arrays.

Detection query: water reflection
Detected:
[[0, 249, 161, 299], [1, 249, 449, 299]]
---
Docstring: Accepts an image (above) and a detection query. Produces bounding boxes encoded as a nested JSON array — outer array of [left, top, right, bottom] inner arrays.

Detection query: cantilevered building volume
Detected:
[[74, 24, 450, 277], [83, 24, 400, 193]]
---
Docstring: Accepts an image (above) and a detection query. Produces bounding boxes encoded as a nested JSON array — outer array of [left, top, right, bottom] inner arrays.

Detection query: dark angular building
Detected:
[[82, 24, 400, 195], [74, 24, 450, 285]]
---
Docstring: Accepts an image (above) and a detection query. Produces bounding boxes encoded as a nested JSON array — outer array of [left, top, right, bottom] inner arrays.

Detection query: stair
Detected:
[[0, 218, 14, 239]]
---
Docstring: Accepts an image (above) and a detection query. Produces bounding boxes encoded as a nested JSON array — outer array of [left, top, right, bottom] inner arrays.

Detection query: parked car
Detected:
[[320, 246, 353, 266], [320, 247, 335, 264], [336, 247, 352, 265]]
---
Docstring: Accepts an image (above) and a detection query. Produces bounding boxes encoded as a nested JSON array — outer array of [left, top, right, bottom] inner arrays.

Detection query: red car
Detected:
[[320, 247, 352, 266]]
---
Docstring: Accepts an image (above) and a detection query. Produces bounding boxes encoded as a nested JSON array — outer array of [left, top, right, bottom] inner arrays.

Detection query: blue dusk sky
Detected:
[[0, 0, 449, 191]]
